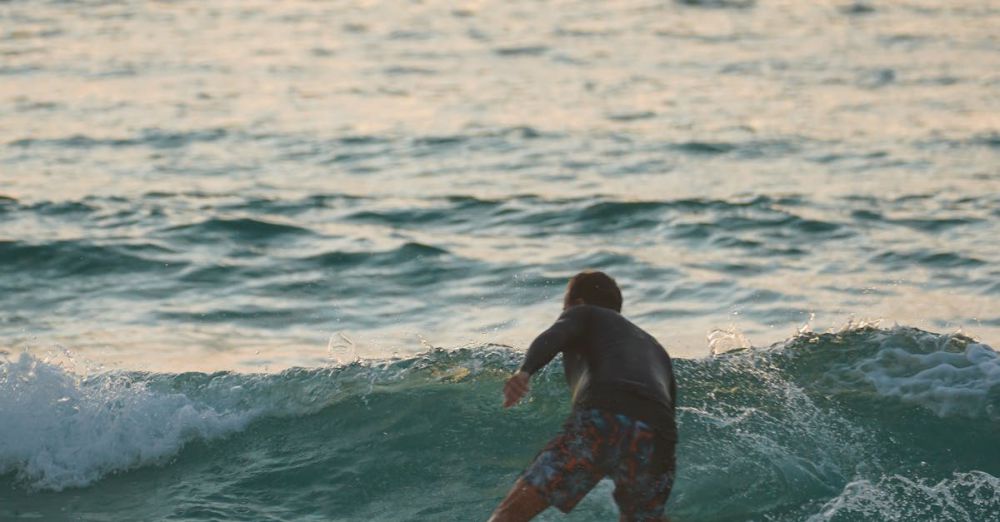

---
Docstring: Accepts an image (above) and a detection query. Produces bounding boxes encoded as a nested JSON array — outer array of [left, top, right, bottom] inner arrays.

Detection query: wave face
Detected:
[[2, 327, 997, 521]]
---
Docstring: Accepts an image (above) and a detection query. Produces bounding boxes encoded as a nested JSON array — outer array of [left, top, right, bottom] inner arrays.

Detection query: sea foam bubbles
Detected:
[[0, 352, 254, 491], [845, 330, 1000, 420]]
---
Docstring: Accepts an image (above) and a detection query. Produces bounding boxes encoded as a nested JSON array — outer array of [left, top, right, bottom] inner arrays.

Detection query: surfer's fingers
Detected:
[[505, 376, 530, 397], [502, 388, 523, 408], [502, 377, 530, 408], [508, 376, 529, 391]]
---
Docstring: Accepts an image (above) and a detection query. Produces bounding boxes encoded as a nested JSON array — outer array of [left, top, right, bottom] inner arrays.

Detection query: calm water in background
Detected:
[[2, 0, 998, 369], [1, 1, 999, 520]]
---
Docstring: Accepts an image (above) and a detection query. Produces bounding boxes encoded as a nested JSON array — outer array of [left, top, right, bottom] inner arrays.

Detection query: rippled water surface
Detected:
[[3, 0, 997, 370]]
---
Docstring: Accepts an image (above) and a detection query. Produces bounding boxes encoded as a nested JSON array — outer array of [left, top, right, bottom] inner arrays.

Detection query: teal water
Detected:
[[1, 0, 999, 520], [2, 327, 998, 520]]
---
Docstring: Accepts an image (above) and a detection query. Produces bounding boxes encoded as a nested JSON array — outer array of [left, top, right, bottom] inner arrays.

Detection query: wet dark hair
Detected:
[[564, 270, 622, 312]]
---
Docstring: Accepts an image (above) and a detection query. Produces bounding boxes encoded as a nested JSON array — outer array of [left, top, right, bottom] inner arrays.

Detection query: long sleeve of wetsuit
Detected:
[[669, 357, 677, 409], [518, 305, 589, 375]]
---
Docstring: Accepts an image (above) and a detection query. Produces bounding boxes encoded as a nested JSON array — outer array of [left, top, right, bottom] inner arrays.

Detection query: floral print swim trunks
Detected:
[[520, 408, 676, 521]]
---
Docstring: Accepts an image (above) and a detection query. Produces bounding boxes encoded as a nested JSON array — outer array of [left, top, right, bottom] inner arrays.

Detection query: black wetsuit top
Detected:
[[519, 304, 678, 443]]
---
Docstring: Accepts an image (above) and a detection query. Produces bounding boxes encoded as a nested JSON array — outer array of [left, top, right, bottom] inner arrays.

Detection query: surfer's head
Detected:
[[564, 270, 622, 312]]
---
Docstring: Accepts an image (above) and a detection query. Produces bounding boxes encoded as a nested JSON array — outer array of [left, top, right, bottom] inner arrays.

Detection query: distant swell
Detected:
[[301, 242, 451, 269], [164, 217, 314, 242], [8, 128, 230, 149], [0, 240, 181, 277]]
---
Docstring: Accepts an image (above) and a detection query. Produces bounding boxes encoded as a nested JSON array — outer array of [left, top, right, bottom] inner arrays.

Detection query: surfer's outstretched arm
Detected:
[[518, 305, 588, 375], [503, 305, 588, 408]]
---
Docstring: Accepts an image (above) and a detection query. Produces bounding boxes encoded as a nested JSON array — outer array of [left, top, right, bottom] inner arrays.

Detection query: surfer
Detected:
[[490, 270, 677, 522]]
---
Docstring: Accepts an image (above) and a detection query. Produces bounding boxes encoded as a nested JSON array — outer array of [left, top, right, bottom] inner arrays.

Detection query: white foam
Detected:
[[808, 471, 1000, 521], [0, 353, 256, 491], [707, 327, 752, 355], [848, 332, 1000, 420]]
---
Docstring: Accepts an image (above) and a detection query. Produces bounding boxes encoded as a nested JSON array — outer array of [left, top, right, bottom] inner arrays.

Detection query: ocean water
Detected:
[[2, 330, 998, 520], [1, 0, 998, 520]]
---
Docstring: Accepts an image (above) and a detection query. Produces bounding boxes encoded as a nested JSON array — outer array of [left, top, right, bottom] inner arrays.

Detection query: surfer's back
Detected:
[[529, 304, 678, 440]]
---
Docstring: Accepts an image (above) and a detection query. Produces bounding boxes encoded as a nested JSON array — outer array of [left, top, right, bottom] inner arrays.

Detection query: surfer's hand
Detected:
[[503, 371, 531, 408]]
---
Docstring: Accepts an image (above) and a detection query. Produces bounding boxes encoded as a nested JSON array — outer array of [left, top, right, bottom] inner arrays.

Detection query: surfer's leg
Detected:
[[612, 459, 674, 522], [610, 418, 676, 522], [488, 479, 549, 522], [495, 409, 613, 519]]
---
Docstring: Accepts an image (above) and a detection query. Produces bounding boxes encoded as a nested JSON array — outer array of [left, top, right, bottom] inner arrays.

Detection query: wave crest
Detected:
[[0, 353, 251, 491], [1, 326, 996, 519]]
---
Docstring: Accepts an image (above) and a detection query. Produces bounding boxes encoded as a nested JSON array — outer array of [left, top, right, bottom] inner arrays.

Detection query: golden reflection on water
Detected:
[[2, 1, 998, 371]]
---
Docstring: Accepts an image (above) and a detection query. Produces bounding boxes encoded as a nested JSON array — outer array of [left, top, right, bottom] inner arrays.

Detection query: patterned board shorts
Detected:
[[521, 408, 676, 520]]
